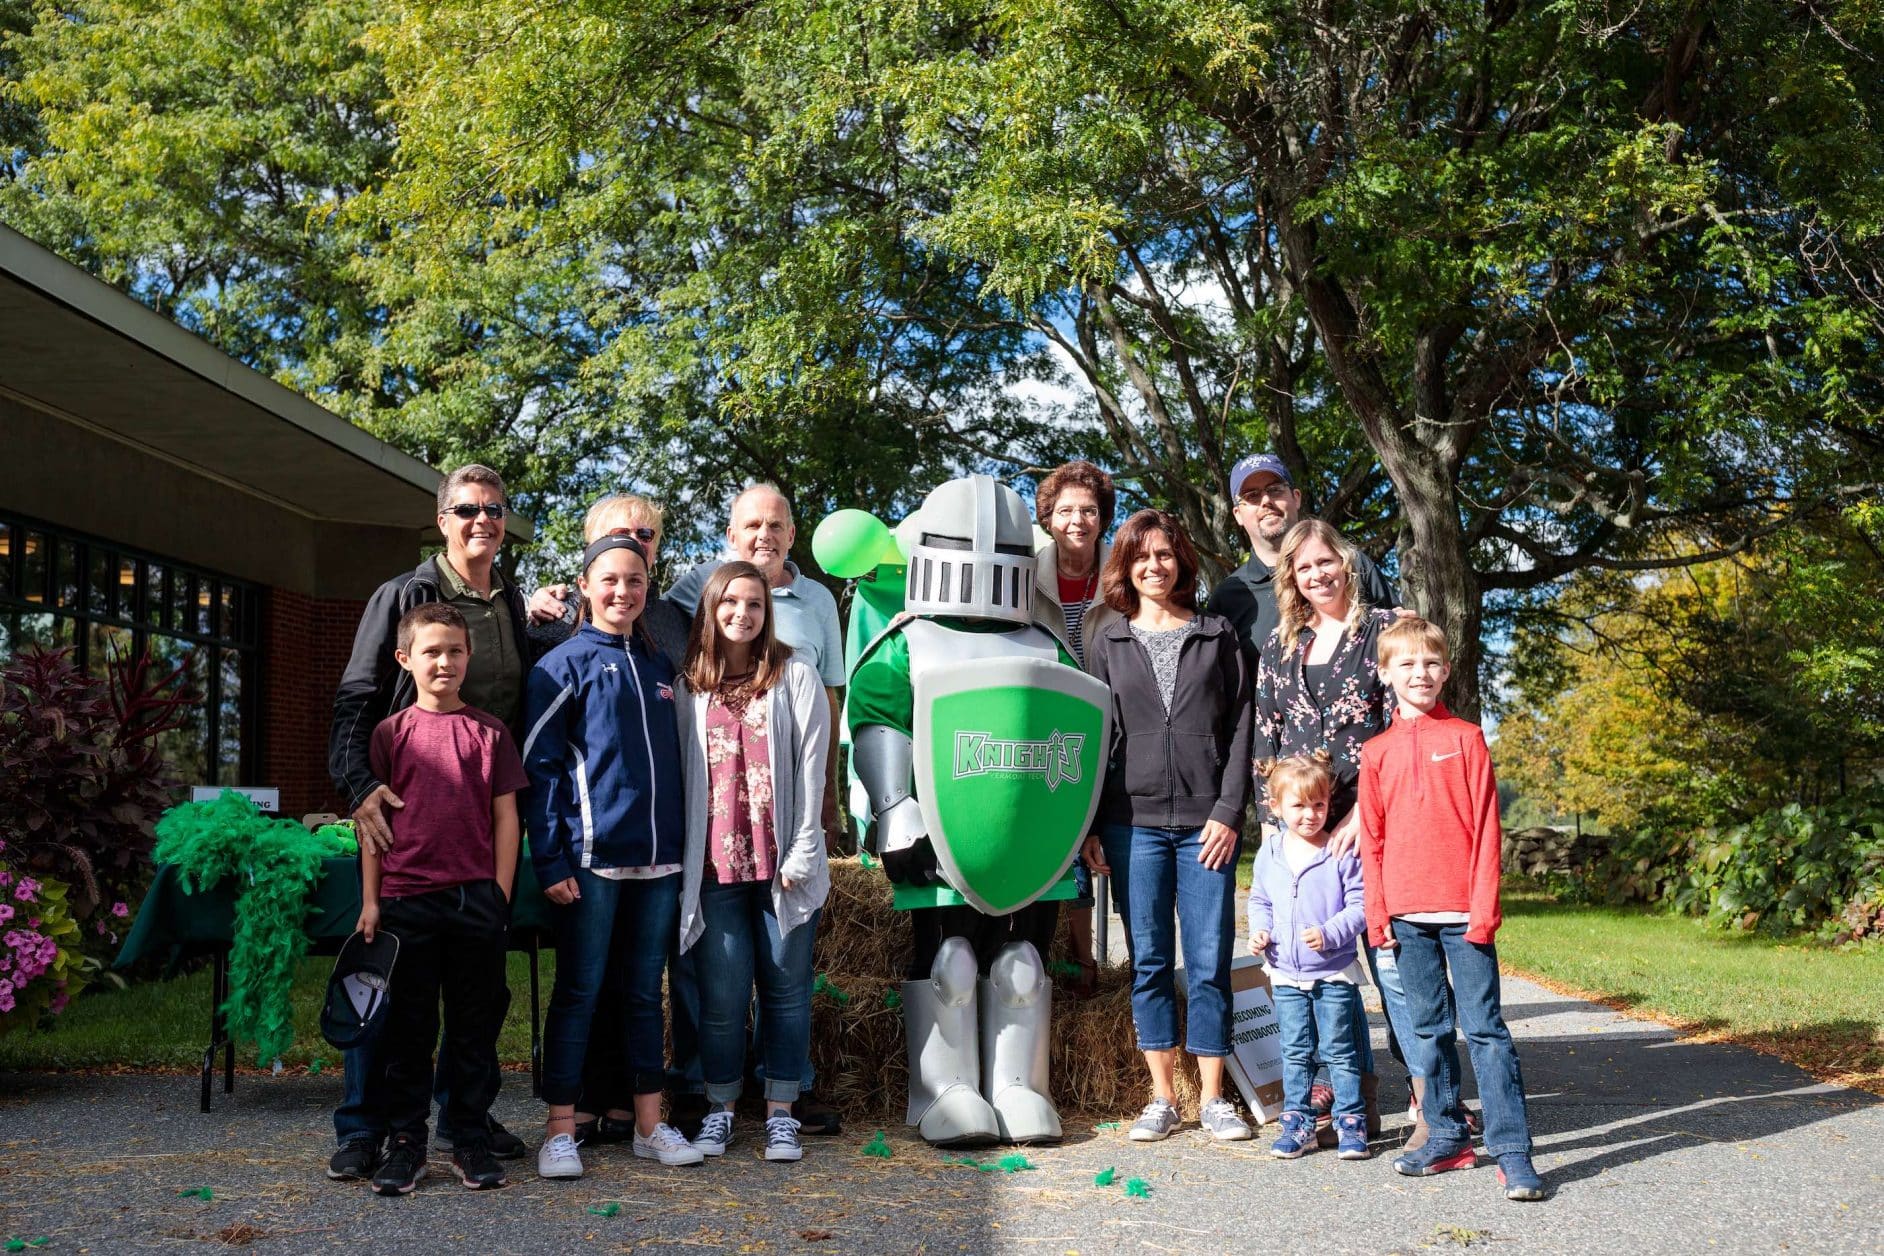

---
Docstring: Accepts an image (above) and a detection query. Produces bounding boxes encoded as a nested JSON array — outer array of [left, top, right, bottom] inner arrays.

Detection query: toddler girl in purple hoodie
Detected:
[[1248, 753, 1370, 1160]]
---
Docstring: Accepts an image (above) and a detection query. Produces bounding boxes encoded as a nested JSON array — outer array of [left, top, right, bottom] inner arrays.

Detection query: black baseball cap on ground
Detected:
[[320, 929, 400, 1050]]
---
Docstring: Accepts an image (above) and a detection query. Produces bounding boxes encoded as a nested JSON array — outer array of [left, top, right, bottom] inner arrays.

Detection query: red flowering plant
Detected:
[[0, 645, 197, 972]]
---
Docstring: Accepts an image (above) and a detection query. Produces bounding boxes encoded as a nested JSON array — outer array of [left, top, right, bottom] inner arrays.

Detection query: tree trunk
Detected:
[[1390, 452, 1484, 721]]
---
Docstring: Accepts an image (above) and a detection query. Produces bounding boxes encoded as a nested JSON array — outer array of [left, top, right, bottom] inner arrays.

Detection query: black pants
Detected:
[[907, 900, 1061, 980], [368, 881, 510, 1147]]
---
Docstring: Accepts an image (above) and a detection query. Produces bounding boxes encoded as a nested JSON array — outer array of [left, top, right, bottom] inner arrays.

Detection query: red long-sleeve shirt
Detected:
[[1357, 703, 1504, 946]]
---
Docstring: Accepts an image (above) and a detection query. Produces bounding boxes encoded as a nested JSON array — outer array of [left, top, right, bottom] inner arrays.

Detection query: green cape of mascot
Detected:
[[813, 474, 1111, 1146]]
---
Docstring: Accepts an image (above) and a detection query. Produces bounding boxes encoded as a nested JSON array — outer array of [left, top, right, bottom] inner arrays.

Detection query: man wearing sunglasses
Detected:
[[325, 463, 545, 1178]]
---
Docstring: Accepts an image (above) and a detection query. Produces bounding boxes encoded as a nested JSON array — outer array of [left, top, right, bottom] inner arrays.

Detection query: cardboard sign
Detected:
[[1225, 956, 1286, 1124], [191, 785, 280, 812]]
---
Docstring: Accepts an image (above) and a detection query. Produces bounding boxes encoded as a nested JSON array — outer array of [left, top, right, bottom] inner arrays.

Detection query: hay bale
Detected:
[[808, 858, 1188, 1125]]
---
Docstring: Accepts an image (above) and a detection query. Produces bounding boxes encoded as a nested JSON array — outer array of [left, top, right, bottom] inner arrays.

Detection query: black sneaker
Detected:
[[791, 1092, 842, 1136], [668, 1092, 710, 1142], [451, 1141, 508, 1190], [370, 1136, 427, 1196], [485, 1117, 528, 1160], [326, 1137, 380, 1181]]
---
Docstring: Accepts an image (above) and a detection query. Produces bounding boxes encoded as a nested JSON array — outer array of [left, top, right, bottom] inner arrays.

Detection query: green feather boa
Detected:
[[153, 791, 353, 1061]]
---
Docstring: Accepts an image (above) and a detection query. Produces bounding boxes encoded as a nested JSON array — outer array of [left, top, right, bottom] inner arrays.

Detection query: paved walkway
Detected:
[[2, 973, 1878, 1253]]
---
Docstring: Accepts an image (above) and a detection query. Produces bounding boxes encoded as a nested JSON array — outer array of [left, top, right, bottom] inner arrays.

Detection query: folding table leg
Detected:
[[201, 945, 227, 1112], [530, 934, 543, 1099], [215, 946, 235, 1095]]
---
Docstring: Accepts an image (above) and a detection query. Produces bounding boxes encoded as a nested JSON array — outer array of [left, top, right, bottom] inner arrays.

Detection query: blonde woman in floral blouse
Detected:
[[1254, 517, 1413, 1138], [1254, 519, 1398, 842], [675, 561, 832, 1165]]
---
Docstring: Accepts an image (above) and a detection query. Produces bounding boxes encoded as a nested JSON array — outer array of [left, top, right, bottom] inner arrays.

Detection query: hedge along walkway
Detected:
[[2, 972, 1881, 1254]]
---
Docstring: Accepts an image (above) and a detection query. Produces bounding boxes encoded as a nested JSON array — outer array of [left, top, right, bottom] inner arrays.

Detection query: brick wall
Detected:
[[258, 587, 365, 818]]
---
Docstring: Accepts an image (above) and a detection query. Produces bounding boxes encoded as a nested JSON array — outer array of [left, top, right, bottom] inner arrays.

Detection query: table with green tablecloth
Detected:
[[116, 858, 555, 1112]]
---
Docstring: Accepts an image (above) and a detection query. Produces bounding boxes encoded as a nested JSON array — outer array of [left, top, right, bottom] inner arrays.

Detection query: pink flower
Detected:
[[111, 901, 129, 918], [14, 877, 39, 902], [0, 869, 12, 889], [0, 986, 15, 1014], [49, 990, 68, 1014], [94, 920, 108, 935], [0, 903, 12, 923]]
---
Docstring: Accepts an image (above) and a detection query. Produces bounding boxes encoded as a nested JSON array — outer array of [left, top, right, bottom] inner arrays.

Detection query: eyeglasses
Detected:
[[444, 502, 507, 520], [1237, 483, 1294, 505], [608, 526, 657, 543]]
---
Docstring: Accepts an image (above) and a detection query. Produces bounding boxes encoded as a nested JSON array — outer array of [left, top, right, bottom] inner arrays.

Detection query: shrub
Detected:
[[1683, 792, 1884, 939], [0, 645, 198, 957], [1556, 786, 1884, 941], [0, 867, 97, 1032]]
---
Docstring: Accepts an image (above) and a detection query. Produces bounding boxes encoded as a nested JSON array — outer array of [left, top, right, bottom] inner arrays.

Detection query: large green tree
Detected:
[[0, 0, 634, 550], [371, 0, 1883, 713]]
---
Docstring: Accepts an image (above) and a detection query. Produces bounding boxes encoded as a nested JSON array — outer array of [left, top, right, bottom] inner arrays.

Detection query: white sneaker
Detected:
[[634, 1121, 705, 1167], [536, 1132, 583, 1180], [1200, 1097, 1254, 1142], [763, 1114, 803, 1162], [1128, 1097, 1182, 1142], [694, 1109, 735, 1157]]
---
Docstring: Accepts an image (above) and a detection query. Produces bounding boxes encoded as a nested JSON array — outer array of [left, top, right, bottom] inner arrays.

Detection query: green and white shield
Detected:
[[913, 656, 1111, 916]]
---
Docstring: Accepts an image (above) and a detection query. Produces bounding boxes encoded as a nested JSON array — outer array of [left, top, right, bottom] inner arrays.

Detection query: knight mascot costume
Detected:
[[812, 475, 1110, 1146]]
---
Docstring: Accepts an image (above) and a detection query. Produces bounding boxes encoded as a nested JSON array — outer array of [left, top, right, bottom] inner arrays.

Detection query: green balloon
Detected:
[[813, 509, 893, 578]]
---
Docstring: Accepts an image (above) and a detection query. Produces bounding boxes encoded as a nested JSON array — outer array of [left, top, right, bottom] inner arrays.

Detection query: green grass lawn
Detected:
[[0, 952, 555, 1073], [1495, 888, 1884, 1092]]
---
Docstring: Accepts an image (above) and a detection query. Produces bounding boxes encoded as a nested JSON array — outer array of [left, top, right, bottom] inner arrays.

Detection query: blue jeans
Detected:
[[1272, 980, 1365, 1116], [542, 869, 679, 1107], [697, 880, 818, 1105], [1391, 919, 1534, 1157], [1110, 823, 1238, 1056]]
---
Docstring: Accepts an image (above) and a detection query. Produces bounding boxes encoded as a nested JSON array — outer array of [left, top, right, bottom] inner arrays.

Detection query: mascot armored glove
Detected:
[[816, 475, 1110, 1146]]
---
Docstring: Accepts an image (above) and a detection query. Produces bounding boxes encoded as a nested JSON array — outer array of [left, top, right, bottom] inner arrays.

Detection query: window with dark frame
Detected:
[[0, 510, 260, 789]]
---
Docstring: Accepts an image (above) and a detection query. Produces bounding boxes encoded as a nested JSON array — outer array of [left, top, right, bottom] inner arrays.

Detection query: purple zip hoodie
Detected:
[[1247, 834, 1368, 982]]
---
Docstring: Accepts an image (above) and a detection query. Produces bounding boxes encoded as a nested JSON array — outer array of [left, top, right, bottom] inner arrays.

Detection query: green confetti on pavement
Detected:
[[1094, 1121, 1121, 1131], [175, 1187, 213, 1201], [1124, 1177, 1152, 1198], [586, 1203, 621, 1218], [306, 1058, 324, 1076], [995, 1154, 1036, 1172], [861, 1130, 893, 1159], [1093, 1167, 1117, 1187]]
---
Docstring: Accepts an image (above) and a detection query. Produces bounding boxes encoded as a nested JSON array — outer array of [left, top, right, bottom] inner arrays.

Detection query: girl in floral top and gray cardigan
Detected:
[[675, 561, 832, 1164]]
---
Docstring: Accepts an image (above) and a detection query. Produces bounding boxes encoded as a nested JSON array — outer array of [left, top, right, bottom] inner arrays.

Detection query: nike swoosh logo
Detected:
[[1431, 751, 1462, 762]]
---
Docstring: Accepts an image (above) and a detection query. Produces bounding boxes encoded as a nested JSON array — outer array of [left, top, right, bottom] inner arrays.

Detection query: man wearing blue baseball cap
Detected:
[[1206, 453, 1396, 666]]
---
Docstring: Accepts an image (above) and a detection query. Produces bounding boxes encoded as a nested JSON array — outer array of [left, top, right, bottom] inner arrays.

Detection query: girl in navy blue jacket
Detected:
[[522, 535, 699, 1178]]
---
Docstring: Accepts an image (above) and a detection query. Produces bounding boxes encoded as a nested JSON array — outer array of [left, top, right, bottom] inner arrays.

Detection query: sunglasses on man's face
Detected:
[[608, 526, 657, 543], [444, 503, 507, 520]]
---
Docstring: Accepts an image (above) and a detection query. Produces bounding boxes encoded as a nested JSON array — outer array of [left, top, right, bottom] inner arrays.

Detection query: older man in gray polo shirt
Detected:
[[668, 483, 846, 697]]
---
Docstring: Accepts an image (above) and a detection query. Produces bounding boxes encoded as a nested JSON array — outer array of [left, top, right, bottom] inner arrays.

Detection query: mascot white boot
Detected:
[[819, 474, 1110, 1146]]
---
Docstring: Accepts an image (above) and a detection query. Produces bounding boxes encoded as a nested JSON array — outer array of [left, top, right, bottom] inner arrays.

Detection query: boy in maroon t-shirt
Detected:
[[357, 602, 526, 1195]]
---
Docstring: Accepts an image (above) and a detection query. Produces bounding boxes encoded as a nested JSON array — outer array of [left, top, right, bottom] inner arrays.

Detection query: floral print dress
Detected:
[[704, 679, 778, 884], [1254, 607, 1397, 825]]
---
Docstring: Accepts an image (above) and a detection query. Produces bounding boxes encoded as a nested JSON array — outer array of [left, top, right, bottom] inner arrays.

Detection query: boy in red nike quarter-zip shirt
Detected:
[[1358, 617, 1547, 1202]]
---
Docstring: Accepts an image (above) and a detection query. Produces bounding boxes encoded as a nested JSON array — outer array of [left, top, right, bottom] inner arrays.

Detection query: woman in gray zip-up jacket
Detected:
[[1080, 510, 1255, 1146]]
